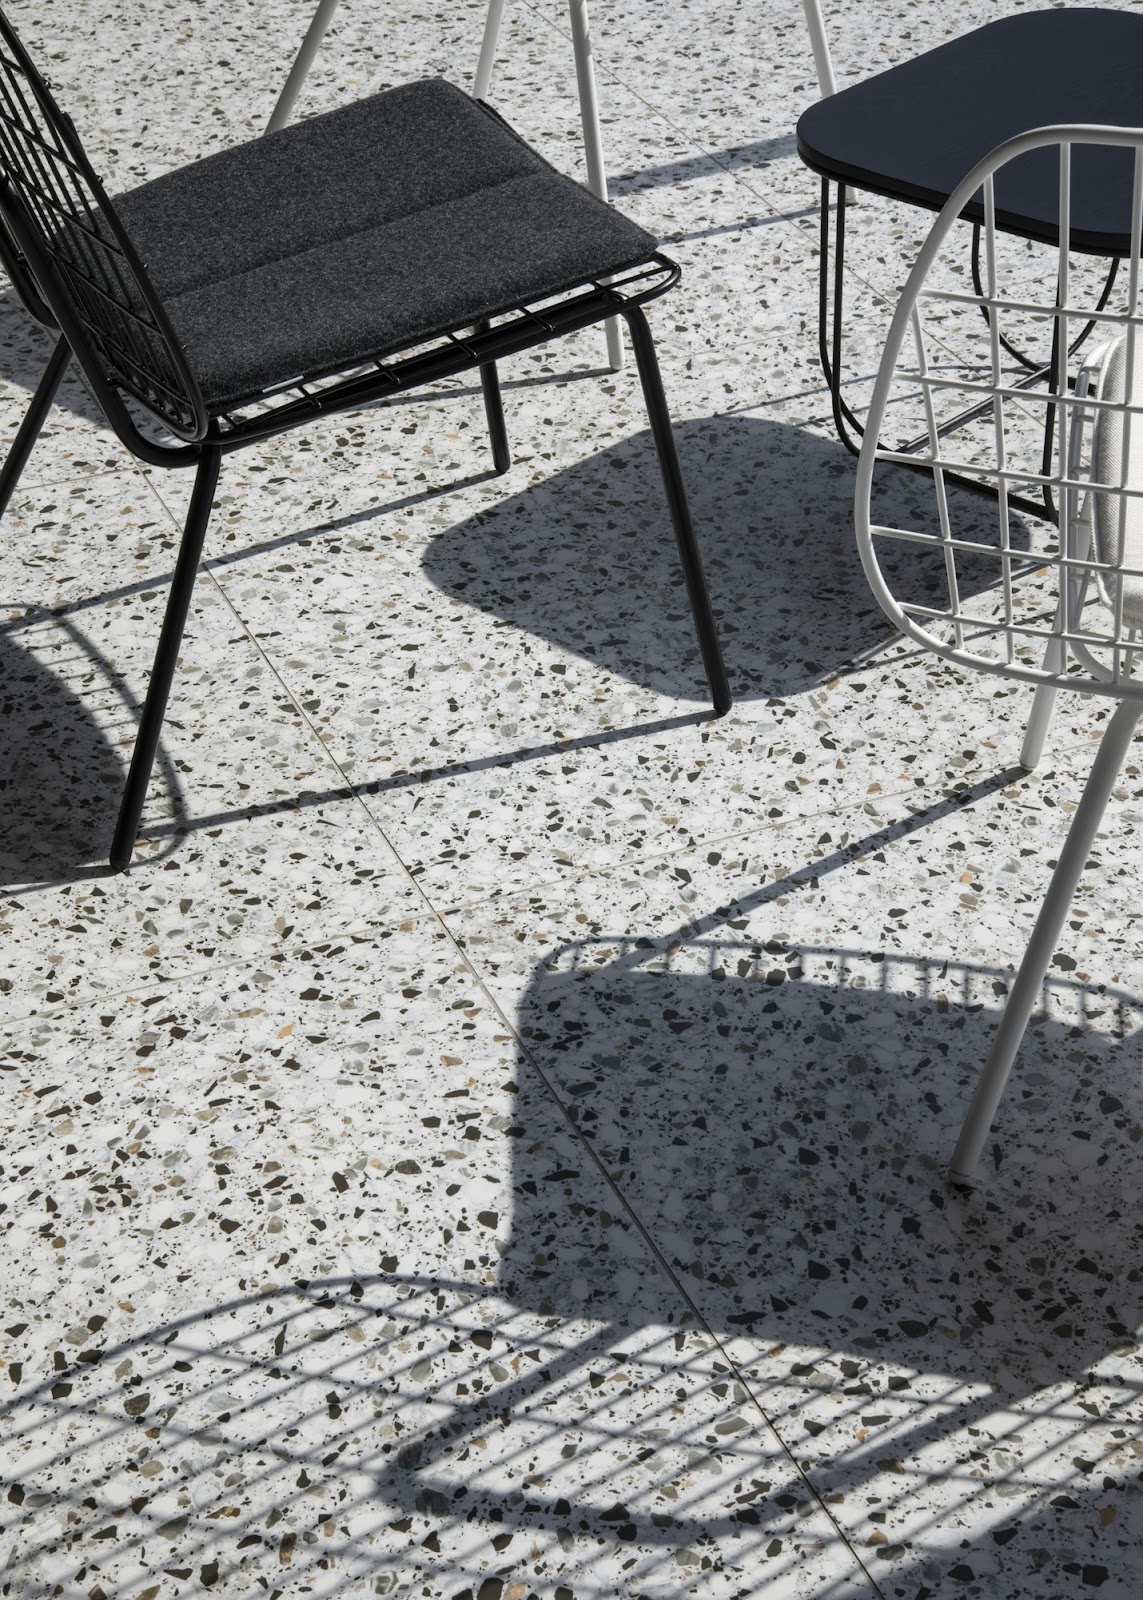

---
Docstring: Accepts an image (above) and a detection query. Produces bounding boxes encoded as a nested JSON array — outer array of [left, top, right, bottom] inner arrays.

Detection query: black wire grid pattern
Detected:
[[0, 11, 203, 438]]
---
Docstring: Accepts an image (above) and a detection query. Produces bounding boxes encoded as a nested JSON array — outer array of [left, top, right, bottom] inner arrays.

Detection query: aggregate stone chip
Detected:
[[3, 0, 1142, 1595]]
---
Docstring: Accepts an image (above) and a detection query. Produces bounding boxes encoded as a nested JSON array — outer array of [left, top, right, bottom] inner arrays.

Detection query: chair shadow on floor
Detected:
[[4, 940, 1140, 1596], [1, 407, 1038, 883], [495, 931, 1143, 1588], [0, 624, 127, 886], [421, 409, 1040, 703], [506, 935, 1143, 1382]]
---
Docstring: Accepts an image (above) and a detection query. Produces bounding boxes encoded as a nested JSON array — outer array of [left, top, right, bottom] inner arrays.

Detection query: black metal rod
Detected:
[[623, 303, 731, 716], [815, 181, 1058, 523], [0, 333, 70, 516], [817, 180, 868, 448], [1040, 303, 1063, 525], [476, 321, 510, 473], [110, 444, 221, 870], [829, 180, 860, 444], [818, 176, 832, 390]]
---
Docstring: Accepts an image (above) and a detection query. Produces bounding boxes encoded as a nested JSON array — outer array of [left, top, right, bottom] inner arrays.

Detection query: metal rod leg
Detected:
[[800, 2, 849, 203], [1021, 681, 1060, 772], [478, 337, 511, 473], [1020, 626, 1066, 771], [265, 0, 342, 134], [568, 0, 623, 371], [801, 0, 837, 96], [473, 0, 506, 99], [624, 304, 730, 715], [829, 182, 860, 451], [816, 181, 865, 455], [949, 697, 1143, 1183], [110, 446, 222, 871], [0, 335, 70, 518]]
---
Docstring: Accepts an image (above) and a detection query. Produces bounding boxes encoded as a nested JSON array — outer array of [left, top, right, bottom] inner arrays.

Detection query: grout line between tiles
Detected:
[[8, 384, 886, 1581], [416, 863, 890, 1598]]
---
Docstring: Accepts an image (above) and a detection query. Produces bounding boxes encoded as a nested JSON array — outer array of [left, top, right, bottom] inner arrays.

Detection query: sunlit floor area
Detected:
[[3, 0, 1143, 1595]]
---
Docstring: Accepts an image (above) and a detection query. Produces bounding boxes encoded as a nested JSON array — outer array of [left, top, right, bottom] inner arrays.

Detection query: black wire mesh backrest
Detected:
[[0, 10, 205, 440]]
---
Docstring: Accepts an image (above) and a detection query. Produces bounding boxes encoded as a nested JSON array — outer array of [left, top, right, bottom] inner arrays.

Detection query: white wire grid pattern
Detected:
[[855, 125, 1143, 704]]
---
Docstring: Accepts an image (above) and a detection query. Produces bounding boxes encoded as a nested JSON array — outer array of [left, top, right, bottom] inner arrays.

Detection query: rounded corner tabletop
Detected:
[[796, 7, 1143, 256]]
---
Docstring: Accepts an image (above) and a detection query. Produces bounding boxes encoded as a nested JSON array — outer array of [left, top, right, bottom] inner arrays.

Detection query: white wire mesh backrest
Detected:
[[854, 124, 1143, 703]]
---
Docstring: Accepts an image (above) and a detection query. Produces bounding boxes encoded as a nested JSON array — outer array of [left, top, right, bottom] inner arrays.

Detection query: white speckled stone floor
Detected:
[[3, 1, 1143, 1596]]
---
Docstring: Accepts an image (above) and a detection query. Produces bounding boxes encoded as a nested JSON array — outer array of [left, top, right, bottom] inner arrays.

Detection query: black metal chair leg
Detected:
[[480, 361, 511, 472], [477, 322, 511, 473], [110, 444, 221, 870], [0, 334, 70, 517], [623, 303, 731, 716]]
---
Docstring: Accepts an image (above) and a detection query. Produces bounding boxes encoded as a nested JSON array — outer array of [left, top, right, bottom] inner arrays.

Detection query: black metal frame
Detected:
[[815, 176, 1122, 526], [0, 12, 730, 871]]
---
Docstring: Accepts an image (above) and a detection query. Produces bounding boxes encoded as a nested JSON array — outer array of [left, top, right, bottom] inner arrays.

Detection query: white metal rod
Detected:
[[800, 0, 849, 205], [801, 0, 837, 96], [473, 0, 506, 100], [265, 0, 343, 134], [268, 0, 621, 367], [568, 0, 623, 369], [921, 287, 1143, 322], [1019, 629, 1065, 770], [569, 0, 607, 201], [949, 697, 1143, 1183], [982, 176, 1014, 658]]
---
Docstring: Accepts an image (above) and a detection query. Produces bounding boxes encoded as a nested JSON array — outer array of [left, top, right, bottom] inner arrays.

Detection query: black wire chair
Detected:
[[0, 10, 730, 870]]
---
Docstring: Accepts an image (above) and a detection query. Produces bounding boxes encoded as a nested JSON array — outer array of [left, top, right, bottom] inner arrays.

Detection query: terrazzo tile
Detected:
[[447, 769, 1143, 1597], [0, 471, 416, 1020], [7, 0, 1143, 1593], [169, 395, 1100, 911], [0, 925, 874, 1599], [0, 314, 131, 493], [541, 0, 1058, 212]]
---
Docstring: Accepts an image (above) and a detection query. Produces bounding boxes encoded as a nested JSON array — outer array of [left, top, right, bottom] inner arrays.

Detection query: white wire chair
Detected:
[[854, 124, 1143, 1184]]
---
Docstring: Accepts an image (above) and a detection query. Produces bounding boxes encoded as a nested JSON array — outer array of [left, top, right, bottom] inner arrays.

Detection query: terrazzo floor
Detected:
[[3, 0, 1143, 1596]]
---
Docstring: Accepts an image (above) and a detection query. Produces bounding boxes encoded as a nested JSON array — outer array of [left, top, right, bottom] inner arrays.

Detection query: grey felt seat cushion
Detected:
[[115, 79, 657, 411]]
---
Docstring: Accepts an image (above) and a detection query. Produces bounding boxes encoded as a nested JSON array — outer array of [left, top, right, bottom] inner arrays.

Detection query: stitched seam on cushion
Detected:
[[194, 237, 662, 407], [152, 163, 552, 301]]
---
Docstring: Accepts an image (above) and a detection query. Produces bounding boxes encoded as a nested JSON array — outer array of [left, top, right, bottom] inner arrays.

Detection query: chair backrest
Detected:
[[854, 123, 1143, 704], [0, 9, 205, 440]]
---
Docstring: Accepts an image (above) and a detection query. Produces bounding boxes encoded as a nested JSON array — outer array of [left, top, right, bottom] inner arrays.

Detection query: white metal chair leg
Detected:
[[800, 0, 852, 208], [1020, 628, 1066, 770], [801, 0, 837, 96], [1020, 680, 1060, 771], [480, 1, 620, 368], [473, 0, 506, 100], [265, 0, 343, 134], [949, 697, 1143, 1184], [567, 0, 622, 369]]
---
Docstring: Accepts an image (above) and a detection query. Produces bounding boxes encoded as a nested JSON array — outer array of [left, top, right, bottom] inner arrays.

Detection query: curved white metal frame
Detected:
[[856, 124, 1143, 707], [853, 124, 1143, 1184], [266, 0, 624, 370]]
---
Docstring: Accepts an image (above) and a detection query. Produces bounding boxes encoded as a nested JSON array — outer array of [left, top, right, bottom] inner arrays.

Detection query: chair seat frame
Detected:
[[0, 13, 730, 872]]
